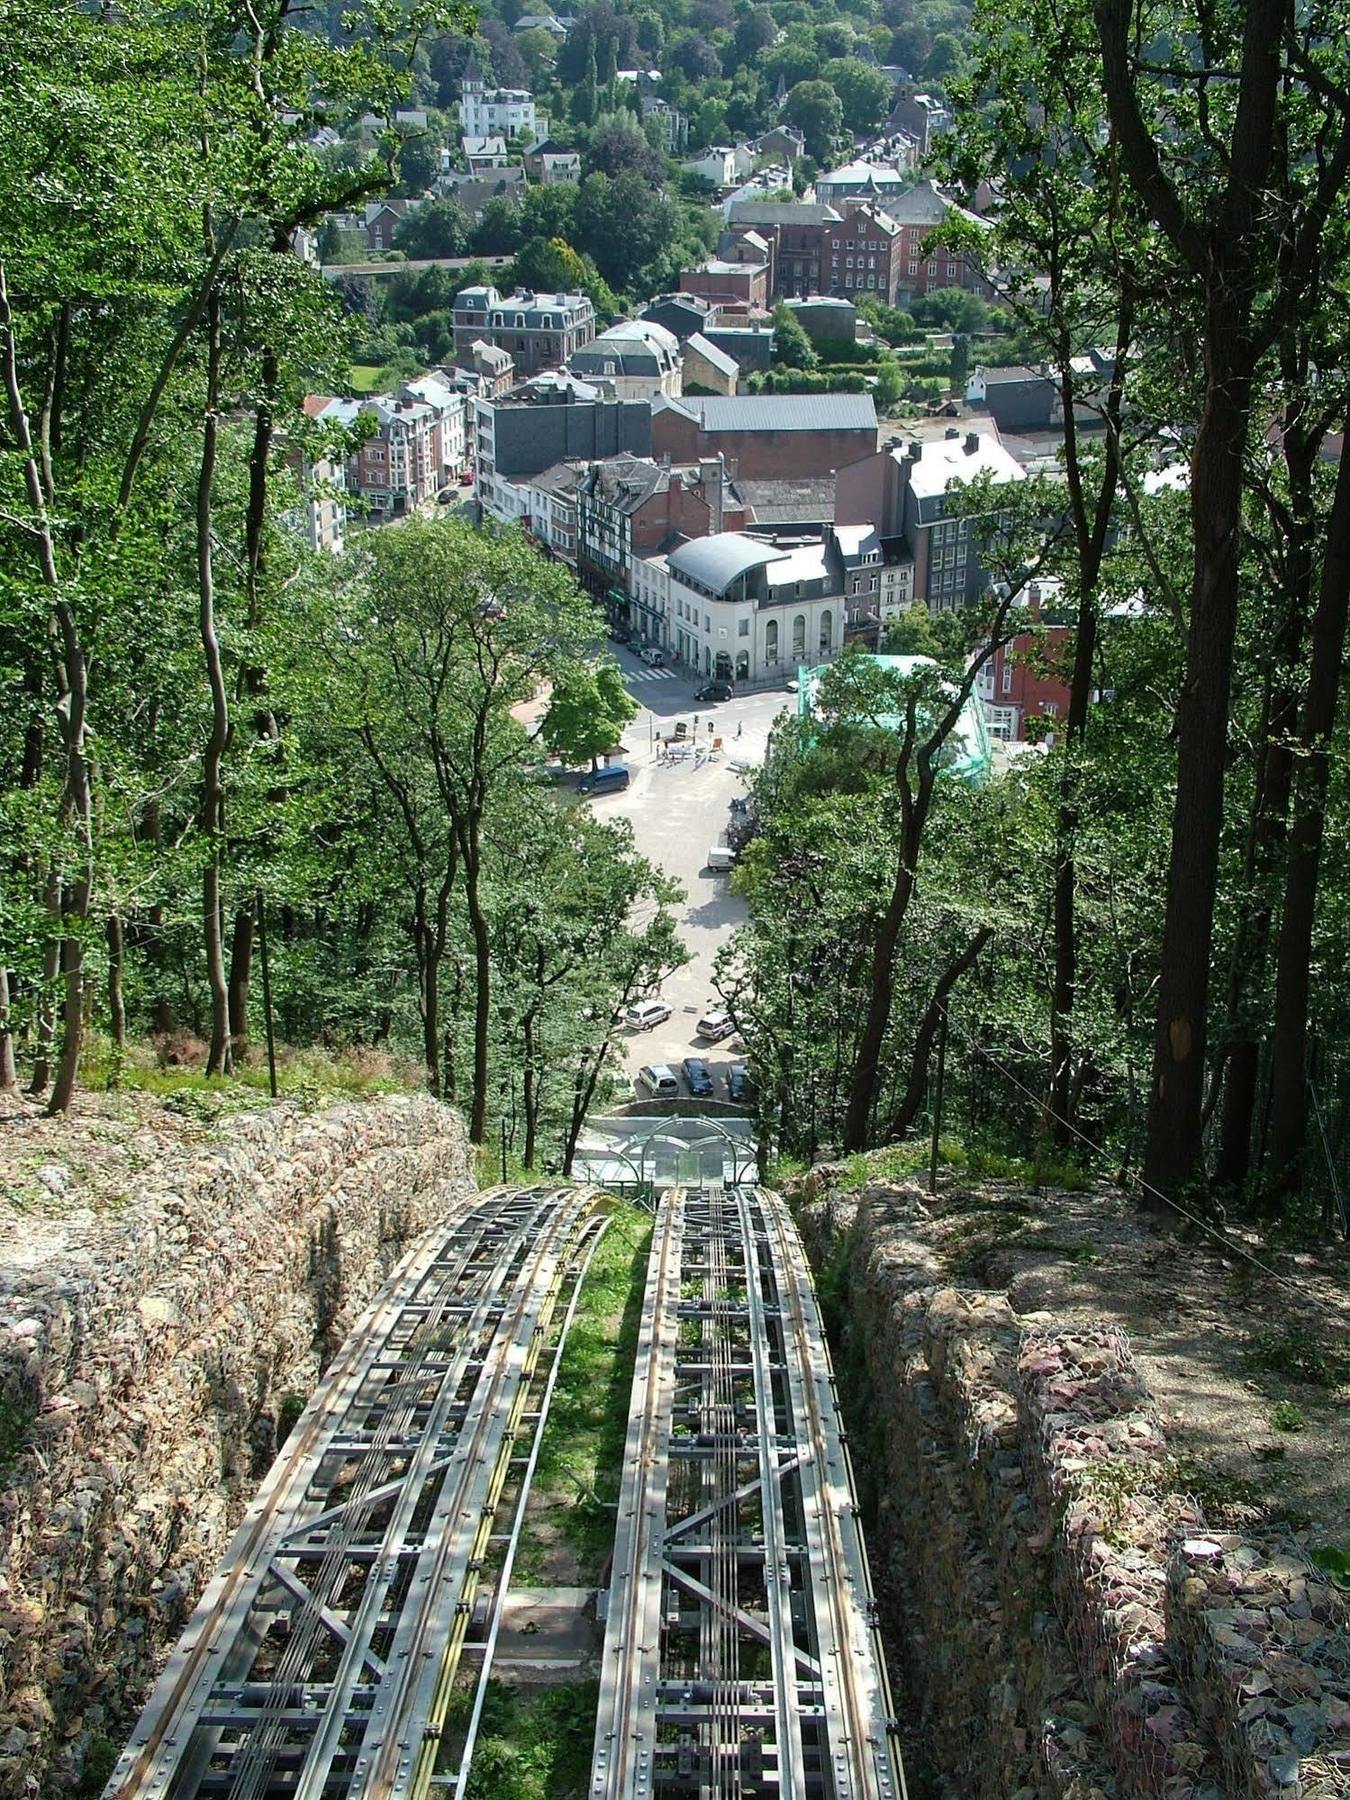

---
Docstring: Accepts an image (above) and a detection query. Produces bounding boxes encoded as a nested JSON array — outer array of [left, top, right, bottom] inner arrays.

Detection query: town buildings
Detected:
[[821, 204, 904, 304], [678, 259, 770, 310], [814, 160, 912, 209], [658, 531, 846, 683], [835, 428, 1025, 609], [474, 372, 652, 514], [451, 286, 596, 374]]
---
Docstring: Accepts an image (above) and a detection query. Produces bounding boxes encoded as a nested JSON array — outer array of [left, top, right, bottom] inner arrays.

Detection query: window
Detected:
[[908, 262, 918, 276], [738, 617, 749, 636], [819, 610, 832, 650], [792, 613, 806, 657], [1002, 662, 1013, 694], [765, 619, 779, 662]]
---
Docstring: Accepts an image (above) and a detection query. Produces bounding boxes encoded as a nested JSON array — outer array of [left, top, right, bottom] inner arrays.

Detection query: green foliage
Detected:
[[1270, 1400, 1306, 1433], [516, 1210, 652, 1581], [1246, 1327, 1348, 1390], [539, 662, 638, 768], [393, 197, 469, 258], [771, 301, 817, 371], [783, 80, 844, 162]]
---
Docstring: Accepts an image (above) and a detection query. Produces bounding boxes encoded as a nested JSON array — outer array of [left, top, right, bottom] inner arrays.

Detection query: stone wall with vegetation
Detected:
[[0, 1095, 476, 1800], [790, 1166, 1349, 1800]]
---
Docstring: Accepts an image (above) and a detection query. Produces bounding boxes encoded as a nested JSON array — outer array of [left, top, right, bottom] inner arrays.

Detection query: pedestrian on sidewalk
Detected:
[[736, 720, 743, 739]]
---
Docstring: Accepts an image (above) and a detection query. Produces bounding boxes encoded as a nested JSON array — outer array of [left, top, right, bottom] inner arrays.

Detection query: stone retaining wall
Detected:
[[792, 1171, 1348, 1800], [0, 1095, 476, 1800]]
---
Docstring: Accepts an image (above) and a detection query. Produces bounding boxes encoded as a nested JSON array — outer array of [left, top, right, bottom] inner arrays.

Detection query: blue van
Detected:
[[577, 763, 630, 796]]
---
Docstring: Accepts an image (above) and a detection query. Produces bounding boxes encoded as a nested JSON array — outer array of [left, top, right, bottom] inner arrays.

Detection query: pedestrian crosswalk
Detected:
[[625, 664, 679, 682]]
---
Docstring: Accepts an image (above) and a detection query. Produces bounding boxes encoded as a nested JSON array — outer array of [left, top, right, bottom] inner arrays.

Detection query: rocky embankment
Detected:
[[0, 1094, 476, 1800], [789, 1164, 1349, 1800]]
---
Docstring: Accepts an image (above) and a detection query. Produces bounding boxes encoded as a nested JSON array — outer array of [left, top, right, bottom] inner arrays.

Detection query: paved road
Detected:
[[592, 649, 794, 1095]]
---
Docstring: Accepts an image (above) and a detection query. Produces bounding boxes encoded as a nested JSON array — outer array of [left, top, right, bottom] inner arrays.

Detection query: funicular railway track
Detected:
[[590, 1184, 903, 1800], [106, 1184, 608, 1800]]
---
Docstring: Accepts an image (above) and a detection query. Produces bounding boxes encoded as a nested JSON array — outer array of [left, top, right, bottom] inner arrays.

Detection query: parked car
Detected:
[[706, 845, 738, 872], [640, 645, 666, 666], [727, 1063, 753, 1103], [696, 679, 734, 702], [577, 762, 630, 795], [638, 1063, 681, 1098], [624, 998, 672, 1031], [696, 1008, 734, 1042], [784, 675, 800, 693], [682, 1056, 715, 1098]]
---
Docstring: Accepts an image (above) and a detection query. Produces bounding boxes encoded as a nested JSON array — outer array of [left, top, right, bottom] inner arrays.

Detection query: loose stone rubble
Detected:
[[0, 1094, 475, 1800], [791, 1167, 1349, 1800]]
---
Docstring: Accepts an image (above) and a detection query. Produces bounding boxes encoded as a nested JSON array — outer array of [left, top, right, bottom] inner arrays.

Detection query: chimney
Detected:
[[907, 440, 922, 460], [964, 431, 980, 454], [945, 424, 960, 440]]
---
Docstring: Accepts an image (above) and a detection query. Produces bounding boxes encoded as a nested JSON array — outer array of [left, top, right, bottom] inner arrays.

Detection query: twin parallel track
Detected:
[[107, 1176, 903, 1799]]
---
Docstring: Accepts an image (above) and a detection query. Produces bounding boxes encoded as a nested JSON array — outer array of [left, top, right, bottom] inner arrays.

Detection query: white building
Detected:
[[662, 532, 844, 684], [459, 52, 547, 143], [629, 548, 671, 645], [567, 319, 683, 401]]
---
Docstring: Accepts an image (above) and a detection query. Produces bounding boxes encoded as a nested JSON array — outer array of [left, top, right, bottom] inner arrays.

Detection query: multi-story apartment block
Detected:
[[821, 204, 904, 304], [451, 286, 596, 375], [309, 374, 468, 522], [835, 427, 1025, 610], [884, 180, 993, 297], [651, 392, 878, 482], [473, 372, 652, 515], [724, 202, 842, 300]]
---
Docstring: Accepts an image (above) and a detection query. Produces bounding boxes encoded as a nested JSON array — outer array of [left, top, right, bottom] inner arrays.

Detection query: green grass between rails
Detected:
[[513, 1205, 653, 1585], [444, 1679, 598, 1800]]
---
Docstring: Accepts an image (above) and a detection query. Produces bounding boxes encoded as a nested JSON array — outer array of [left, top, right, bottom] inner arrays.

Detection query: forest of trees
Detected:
[[4, 0, 1350, 1227], [724, 0, 1350, 1222], [0, 1, 683, 1167]]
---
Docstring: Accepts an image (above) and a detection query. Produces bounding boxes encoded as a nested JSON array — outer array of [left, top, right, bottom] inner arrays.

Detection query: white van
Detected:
[[624, 998, 672, 1031], [638, 1063, 681, 1098], [706, 846, 738, 872]]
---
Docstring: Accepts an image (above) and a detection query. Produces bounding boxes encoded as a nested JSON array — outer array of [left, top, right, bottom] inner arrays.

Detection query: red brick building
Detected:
[[678, 259, 769, 311], [975, 580, 1073, 741], [651, 393, 878, 482], [821, 204, 903, 305]]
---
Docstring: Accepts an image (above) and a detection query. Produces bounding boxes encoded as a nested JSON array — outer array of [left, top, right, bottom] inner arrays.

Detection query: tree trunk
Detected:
[[28, 863, 60, 1093], [0, 261, 94, 1113], [1213, 395, 1314, 1189], [228, 906, 254, 1056], [107, 912, 127, 1053], [1049, 309, 1128, 1138], [460, 812, 492, 1145], [0, 965, 16, 1092], [198, 289, 232, 1077], [1141, 344, 1253, 1196], [1265, 430, 1350, 1199], [842, 853, 917, 1152], [523, 1009, 539, 1169], [891, 927, 992, 1139], [1095, 0, 1284, 1198]]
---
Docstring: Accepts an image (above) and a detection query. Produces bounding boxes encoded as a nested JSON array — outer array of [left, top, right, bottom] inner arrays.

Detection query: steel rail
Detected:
[[443, 1208, 612, 1799], [104, 1197, 489, 1800], [105, 1186, 601, 1800], [590, 1180, 904, 1799]]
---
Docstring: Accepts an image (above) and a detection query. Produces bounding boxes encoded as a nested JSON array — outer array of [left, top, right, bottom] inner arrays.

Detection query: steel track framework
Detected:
[[106, 1184, 605, 1800], [590, 1184, 903, 1800]]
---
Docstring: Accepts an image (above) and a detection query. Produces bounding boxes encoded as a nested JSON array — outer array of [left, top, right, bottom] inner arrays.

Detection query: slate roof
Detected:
[[682, 333, 739, 380], [667, 393, 878, 434], [727, 201, 842, 227]]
